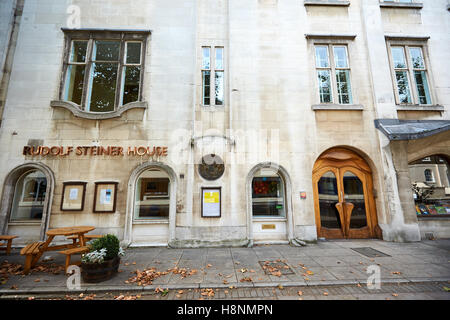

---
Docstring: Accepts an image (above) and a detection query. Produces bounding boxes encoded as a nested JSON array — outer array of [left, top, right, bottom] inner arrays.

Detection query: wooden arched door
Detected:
[[312, 148, 380, 239]]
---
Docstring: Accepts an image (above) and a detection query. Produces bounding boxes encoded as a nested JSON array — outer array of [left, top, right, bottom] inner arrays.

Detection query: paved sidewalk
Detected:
[[1, 239, 449, 296]]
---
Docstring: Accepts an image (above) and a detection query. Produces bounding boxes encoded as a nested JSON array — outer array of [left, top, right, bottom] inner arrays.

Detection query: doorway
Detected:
[[312, 148, 379, 239]]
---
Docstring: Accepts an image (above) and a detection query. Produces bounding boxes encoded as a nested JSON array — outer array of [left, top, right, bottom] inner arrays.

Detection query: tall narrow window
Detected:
[[202, 46, 224, 106], [314, 44, 353, 104], [389, 43, 432, 105], [64, 40, 88, 105]]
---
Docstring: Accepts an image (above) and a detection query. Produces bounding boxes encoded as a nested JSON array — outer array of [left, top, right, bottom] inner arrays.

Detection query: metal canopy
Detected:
[[374, 119, 450, 141]]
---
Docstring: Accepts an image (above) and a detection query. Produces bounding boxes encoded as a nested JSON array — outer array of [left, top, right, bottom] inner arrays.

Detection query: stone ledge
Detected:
[[379, 1, 423, 9], [312, 104, 364, 111], [50, 100, 147, 120], [304, 0, 350, 7], [396, 105, 444, 112], [305, 34, 356, 40]]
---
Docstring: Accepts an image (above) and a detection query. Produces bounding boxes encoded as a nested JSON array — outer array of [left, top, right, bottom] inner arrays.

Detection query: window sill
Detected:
[[132, 219, 169, 225], [50, 100, 148, 120], [379, 2, 423, 9], [253, 217, 287, 222], [312, 104, 364, 111], [396, 105, 444, 112], [304, 0, 350, 7], [8, 221, 41, 226], [417, 215, 450, 220]]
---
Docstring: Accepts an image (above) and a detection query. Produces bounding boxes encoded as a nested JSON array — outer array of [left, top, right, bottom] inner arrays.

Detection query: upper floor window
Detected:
[[424, 169, 434, 183], [388, 44, 432, 105], [202, 46, 224, 106], [60, 29, 149, 113], [314, 44, 353, 104]]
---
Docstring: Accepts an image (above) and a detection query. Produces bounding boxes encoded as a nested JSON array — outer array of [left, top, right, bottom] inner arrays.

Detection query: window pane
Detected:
[[87, 62, 118, 112], [252, 175, 285, 217], [70, 40, 88, 63], [202, 47, 210, 69], [315, 46, 329, 68], [317, 171, 341, 229], [93, 40, 120, 61], [202, 70, 210, 105], [395, 71, 412, 103], [10, 170, 46, 221], [135, 171, 170, 219], [215, 47, 223, 70], [317, 70, 332, 103], [391, 47, 407, 69], [343, 171, 368, 229], [122, 66, 141, 105], [215, 71, 224, 105], [333, 46, 348, 68], [409, 47, 425, 69], [414, 71, 431, 104], [336, 70, 353, 104], [64, 65, 85, 105], [126, 42, 141, 64]]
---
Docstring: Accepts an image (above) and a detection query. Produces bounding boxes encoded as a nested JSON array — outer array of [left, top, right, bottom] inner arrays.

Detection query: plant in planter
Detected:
[[81, 234, 125, 283]]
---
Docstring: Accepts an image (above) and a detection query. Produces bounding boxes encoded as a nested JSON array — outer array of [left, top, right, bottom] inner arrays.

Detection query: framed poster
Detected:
[[201, 187, 221, 218], [61, 182, 87, 211], [93, 182, 118, 213]]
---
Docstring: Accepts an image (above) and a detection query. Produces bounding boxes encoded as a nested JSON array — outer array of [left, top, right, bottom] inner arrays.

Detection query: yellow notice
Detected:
[[204, 191, 219, 203]]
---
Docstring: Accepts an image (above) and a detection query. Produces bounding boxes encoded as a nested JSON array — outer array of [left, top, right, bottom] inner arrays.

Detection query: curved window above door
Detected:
[[52, 29, 150, 120], [252, 168, 286, 218], [10, 170, 47, 221]]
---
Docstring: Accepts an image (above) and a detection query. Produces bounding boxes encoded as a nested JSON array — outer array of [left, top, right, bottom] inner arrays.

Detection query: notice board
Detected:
[[201, 187, 221, 217]]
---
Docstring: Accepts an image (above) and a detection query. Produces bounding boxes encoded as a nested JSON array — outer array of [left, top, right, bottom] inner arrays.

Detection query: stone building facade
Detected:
[[0, 0, 448, 247]]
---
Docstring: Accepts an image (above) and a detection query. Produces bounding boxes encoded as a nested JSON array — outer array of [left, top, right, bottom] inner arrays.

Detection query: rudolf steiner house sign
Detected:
[[22, 145, 168, 157]]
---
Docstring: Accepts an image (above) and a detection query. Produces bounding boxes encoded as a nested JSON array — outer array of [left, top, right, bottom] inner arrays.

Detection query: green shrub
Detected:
[[88, 234, 120, 260]]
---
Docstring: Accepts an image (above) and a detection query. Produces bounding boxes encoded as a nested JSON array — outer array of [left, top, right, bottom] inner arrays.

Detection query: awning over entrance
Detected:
[[374, 119, 450, 141]]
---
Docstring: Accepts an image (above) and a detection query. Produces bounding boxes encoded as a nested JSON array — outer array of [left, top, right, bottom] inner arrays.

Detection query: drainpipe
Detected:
[[0, 0, 24, 128]]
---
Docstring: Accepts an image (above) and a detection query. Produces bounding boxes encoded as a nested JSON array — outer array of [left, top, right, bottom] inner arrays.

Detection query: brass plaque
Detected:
[[262, 224, 276, 230]]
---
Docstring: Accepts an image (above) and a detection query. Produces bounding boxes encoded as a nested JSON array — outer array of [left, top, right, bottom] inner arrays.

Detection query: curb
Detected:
[[1, 278, 448, 296]]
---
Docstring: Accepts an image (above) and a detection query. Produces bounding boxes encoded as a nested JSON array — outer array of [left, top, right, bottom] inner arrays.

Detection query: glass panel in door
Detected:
[[317, 171, 341, 229], [342, 171, 368, 229]]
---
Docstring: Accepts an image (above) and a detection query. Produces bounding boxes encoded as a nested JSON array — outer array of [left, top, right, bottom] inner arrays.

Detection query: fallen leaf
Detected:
[[357, 283, 362, 287], [392, 293, 398, 297], [297, 291, 303, 296], [323, 292, 329, 296], [278, 285, 284, 290], [34, 279, 40, 282], [178, 290, 184, 294], [306, 270, 314, 275], [240, 277, 253, 282], [391, 271, 402, 275], [206, 264, 212, 268]]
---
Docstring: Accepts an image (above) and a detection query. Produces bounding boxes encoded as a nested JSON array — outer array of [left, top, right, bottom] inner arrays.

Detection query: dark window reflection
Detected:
[[343, 171, 367, 229], [318, 171, 341, 229]]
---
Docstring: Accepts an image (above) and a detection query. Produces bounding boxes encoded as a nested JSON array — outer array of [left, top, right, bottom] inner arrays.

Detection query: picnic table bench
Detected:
[[0, 235, 18, 255], [20, 226, 95, 274]]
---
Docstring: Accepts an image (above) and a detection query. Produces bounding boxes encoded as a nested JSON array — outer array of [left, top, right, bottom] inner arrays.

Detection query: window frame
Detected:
[[59, 29, 149, 114], [201, 45, 225, 107], [386, 39, 435, 106], [312, 41, 355, 105]]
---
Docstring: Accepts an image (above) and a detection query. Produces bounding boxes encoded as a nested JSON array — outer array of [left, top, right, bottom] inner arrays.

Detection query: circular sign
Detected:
[[198, 154, 225, 181]]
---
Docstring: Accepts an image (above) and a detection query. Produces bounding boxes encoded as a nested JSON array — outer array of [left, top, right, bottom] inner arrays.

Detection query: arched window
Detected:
[[134, 168, 170, 219], [424, 169, 434, 182], [10, 170, 47, 221], [251, 168, 286, 217]]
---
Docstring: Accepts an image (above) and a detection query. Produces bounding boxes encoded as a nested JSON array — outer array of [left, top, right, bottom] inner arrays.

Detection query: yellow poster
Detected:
[[204, 191, 219, 203]]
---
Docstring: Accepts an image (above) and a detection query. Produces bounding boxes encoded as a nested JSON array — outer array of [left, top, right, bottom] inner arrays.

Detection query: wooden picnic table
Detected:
[[22, 226, 95, 274]]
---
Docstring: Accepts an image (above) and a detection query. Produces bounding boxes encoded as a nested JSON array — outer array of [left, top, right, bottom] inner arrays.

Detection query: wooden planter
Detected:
[[81, 256, 120, 283]]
